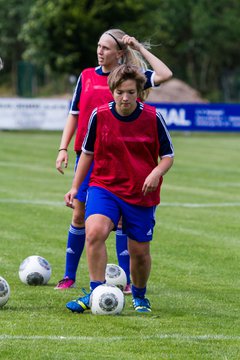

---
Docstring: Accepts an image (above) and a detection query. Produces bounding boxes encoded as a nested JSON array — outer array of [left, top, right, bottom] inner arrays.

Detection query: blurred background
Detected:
[[0, 0, 240, 103]]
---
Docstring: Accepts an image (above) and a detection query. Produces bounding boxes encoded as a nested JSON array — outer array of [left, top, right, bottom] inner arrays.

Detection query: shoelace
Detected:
[[81, 288, 89, 296], [79, 288, 92, 303]]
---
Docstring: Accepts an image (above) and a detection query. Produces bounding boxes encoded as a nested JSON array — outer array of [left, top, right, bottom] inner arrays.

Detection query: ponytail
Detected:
[[102, 29, 149, 70]]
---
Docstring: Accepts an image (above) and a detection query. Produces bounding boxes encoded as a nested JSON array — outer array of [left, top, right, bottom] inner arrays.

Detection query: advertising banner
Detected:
[[149, 103, 240, 132], [0, 98, 239, 132], [0, 98, 69, 130]]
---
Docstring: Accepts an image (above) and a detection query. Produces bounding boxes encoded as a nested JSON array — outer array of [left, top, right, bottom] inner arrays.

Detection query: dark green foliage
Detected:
[[0, 0, 240, 101]]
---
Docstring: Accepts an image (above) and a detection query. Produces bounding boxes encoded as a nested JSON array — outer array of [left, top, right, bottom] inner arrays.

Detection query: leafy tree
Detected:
[[20, 0, 147, 74], [191, 0, 240, 100], [0, 0, 34, 79], [143, 0, 240, 100], [1, 0, 239, 100]]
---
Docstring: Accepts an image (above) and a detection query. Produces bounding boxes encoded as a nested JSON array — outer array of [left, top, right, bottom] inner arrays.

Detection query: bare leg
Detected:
[[85, 214, 114, 282], [128, 239, 151, 288], [71, 199, 85, 227]]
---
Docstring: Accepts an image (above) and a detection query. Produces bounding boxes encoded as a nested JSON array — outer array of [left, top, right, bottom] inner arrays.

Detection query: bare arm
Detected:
[[56, 113, 78, 174], [142, 156, 174, 196], [64, 152, 94, 208], [122, 35, 173, 85]]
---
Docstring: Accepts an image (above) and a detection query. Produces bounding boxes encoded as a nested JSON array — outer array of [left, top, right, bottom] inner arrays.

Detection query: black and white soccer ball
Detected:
[[91, 284, 125, 315], [0, 276, 10, 307], [19, 255, 52, 285], [105, 264, 127, 292]]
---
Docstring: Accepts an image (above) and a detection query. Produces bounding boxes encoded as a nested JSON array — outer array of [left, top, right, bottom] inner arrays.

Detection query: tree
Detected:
[[143, 0, 240, 100], [191, 0, 240, 100], [0, 0, 34, 83], [1, 0, 239, 100], [20, 0, 147, 74]]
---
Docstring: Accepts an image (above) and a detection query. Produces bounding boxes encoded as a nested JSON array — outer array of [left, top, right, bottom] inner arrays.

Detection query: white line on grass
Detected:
[[161, 202, 240, 208], [0, 199, 64, 206], [1, 199, 240, 208], [0, 334, 239, 342]]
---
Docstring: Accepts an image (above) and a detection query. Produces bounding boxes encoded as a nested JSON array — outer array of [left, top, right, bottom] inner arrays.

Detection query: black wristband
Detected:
[[58, 148, 67, 152]]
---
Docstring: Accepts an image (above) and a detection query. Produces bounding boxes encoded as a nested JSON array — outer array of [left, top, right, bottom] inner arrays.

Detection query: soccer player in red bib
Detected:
[[64, 64, 174, 313], [55, 29, 173, 292]]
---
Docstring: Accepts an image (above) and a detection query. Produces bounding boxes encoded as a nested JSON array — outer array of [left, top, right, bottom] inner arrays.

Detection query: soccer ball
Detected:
[[105, 263, 127, 291], [19, 255, 52, 285], [0, 277, 10, 307], [91, 284, 125, 315]]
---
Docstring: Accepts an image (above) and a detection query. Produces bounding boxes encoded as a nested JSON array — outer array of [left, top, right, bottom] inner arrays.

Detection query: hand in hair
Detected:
[[122, 35, 143, 52]]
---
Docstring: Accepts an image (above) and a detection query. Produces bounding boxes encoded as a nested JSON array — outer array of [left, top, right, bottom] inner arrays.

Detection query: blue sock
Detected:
[[90, 280, 106, 291], [116, 228, 130, 284], [64, 225, 85, 281], [132, 285, 146, 299]]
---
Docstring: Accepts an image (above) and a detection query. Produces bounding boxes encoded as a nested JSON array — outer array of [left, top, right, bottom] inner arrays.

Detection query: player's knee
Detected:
[[86, 223, 108, 246], [132, 251, 147, 263], [130, 244, 150, 264], [72, 208, 85, 227]]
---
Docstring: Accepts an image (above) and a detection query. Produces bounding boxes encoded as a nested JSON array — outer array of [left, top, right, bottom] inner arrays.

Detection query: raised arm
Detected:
[[122, 35, 173, 85]]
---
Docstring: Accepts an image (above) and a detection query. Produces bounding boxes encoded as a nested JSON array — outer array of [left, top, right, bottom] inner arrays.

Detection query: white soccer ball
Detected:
[[0, 276, 10, 307], [91, 284, 125, 315], [105, 263, 127, 291], [19, 255, 52, 285]]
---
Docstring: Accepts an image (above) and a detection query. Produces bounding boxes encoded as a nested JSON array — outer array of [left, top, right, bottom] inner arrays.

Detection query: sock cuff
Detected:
[[90, 280, 106, 291], [116, 228, 124, 236], [132, 285, 146, 299], [69, 224, 85, 235]]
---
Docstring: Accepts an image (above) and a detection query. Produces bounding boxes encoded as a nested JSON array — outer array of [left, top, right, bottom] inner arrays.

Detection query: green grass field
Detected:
[[0, 131, 239, 359]]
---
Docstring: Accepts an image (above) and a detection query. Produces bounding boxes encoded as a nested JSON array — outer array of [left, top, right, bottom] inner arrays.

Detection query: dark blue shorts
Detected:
[[74, 154, 94, 202], [85, 186, 156, 242]]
